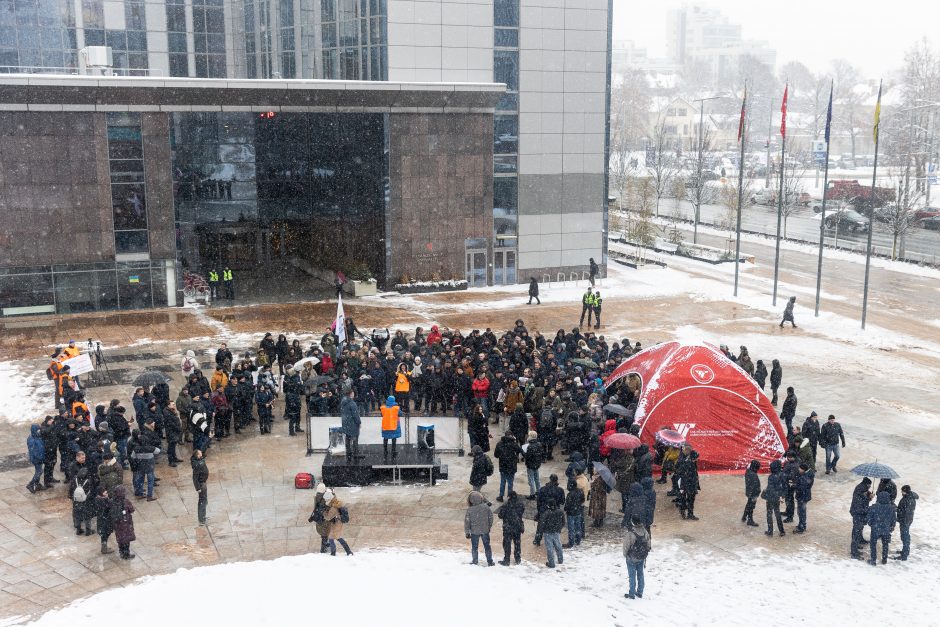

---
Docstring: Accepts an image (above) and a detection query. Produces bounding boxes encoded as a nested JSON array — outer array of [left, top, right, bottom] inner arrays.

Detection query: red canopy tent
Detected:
[[604, 341, 786, 472]]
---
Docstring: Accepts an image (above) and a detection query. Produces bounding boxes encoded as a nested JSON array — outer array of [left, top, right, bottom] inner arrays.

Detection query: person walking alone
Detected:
[[324, 489, 354, 556], [497, 491, 525, 565], [623, 514, 650, 599], [528, 277, 540, 305], [742, 460, 760, 527], [588, 257, 599, 287], [769, 359, 782, 405], [191, 448, 209, 525], [780, 296, 797, 328]]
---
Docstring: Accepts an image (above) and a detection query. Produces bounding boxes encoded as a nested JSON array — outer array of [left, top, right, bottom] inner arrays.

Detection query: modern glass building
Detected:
[[0, 0, 611, 315]]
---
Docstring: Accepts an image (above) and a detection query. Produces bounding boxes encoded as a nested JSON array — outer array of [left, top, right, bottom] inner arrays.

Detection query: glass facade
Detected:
[[192, 0, 226, 78], [107, 112, 150, 256], [0, 0, 78, 73], [493, 0, 518, 261], [237, 0, 386, 80], [171, 111, 387, 280]]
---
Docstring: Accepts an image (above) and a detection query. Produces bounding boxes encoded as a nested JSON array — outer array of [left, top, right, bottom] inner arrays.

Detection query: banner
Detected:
[[62, 353, 94, 376]]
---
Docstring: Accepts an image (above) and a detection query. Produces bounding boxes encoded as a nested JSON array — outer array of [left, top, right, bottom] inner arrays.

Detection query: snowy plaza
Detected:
[[1, 227, 938, 625]]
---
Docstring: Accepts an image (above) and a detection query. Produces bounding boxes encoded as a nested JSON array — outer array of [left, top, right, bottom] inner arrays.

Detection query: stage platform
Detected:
[[321, 444, 448, 487]]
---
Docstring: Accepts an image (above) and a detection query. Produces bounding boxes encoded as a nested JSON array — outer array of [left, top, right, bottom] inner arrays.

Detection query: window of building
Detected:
[[0, 0, 77, 72], [494, 0, 518, 27], [193, 0, 225, 78], [107, 113, 150, 256], [317, 0, 386, 80]]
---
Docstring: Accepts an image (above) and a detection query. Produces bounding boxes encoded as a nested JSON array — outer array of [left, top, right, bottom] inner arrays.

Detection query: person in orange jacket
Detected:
[[394, 363, 412, 416], [380, 395, 401, 459], [210, 366, 228, 391]]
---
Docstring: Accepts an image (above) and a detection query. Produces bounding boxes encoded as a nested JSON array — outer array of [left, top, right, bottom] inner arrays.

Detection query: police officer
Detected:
[[223, 267, 235, 300], [208, 269, 220, 300], [579, 287, 594, 328], [593, 291, 603, 329]]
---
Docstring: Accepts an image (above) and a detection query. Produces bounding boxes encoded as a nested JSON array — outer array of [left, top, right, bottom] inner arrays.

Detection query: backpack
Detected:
[[540, 408, 554, 429], [73, 480, 88, 503], [339, 507, 350, 523], [484, 456, 494, 477], [627, 529, 651, 561], [46, 365, 55, 380], [183, 358, 194, 374]]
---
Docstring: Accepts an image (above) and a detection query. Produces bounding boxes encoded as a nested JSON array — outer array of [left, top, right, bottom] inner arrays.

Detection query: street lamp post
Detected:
[[691, 95, 722, 244]]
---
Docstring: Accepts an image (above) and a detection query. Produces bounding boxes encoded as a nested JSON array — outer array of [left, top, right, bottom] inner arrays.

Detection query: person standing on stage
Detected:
[[380, 395, 401, 459]]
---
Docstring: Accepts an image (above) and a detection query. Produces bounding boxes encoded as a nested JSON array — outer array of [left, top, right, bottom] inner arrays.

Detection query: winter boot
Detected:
[[746, 514, 759, 527], [101, 541, 114, 554]]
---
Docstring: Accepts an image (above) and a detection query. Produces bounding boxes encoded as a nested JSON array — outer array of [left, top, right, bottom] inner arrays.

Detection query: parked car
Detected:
[[921, 216, 940, 231], [914, 208, 940, 221], [749, 188, 776, 205], [823, 207, 870, 233]]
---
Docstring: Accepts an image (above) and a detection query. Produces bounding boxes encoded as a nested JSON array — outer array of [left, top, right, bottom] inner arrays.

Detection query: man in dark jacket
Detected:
[[780, 295, 796, 328], [801, 411, 820, 462], [640, 476, 657, 534], [769, 359, 782, 405], [820, 414, 845, 474], [26, 424, 46, 493], [493, 433, 522, 502], [850, 477, 873, 559], [866, 491, 896, 565], [782, 450, 800, 522], [674, 445, 700, 520], [538, 498, 565, 568], [163, 403, 183, 466], [527, 277, 540, 305], [524, 431, 544, 499], [780, 387, 798, 437], [894, 485, 918, 561], [534, 474, 565, 547], [192, 449, 209, 525], [742, 459, 761, 526], [764, 459, 787, 536], [39, 416, 60, 488], [497, 491, 525, 565], [794, 463, 814, 533], [284, 368, 304, 437], [564, 478, 585, 547], [340, 390, 361, 462]]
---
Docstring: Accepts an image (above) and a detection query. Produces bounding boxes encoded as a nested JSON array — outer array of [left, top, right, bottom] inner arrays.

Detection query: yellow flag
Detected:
[[873, 80, 882, 144]]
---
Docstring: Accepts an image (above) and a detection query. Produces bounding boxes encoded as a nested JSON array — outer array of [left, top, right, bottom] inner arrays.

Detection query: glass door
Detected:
[[466, 250, 487, 287], [493, 249, 517, 285]]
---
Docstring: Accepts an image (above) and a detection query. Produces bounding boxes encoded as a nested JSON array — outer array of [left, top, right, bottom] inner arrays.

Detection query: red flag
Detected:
[[780, 84, 789, 138], [737, 85, 747, 142]]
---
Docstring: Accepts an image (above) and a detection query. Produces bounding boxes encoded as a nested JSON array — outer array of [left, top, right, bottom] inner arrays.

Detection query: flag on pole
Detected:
[[780, 83, 789, 138], [334, 294, 346, 345], [824, 82, 834, 144], [737, 84, 747, 142], [873, 80, 883, 143]]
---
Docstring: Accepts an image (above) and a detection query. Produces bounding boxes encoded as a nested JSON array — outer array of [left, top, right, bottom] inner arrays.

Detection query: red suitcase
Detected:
[[294, 472, 314, 489]]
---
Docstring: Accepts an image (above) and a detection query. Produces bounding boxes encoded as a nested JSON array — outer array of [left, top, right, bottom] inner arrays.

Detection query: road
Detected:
[[651, 197, 940, 264]]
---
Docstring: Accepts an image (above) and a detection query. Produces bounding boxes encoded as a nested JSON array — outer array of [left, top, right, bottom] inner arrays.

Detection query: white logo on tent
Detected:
[[673, 423, 696, 438], [689, 363, 715, 384]]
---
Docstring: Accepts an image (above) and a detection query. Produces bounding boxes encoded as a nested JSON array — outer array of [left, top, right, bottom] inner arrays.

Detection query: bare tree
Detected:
[[666, 177, 688, 246], [686, 125, 717, 242], [609, 69, 652, 210], [831, 59, 864, 160], [648, 120, 679, 216], [901, 39, 940, 193], [720, 168, 756, 235], [883, 174, 923, 259], [625, 176, 657, 261], [778, 152, 808, 238]]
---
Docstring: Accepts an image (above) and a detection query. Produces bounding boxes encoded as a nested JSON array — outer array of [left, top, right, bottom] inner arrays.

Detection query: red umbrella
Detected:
[[655, 429, 685, 447], [606, 433, 641, 450]]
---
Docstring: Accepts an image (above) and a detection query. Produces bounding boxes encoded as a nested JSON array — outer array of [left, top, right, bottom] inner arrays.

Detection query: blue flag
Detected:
[[824, 82, 833, 144]]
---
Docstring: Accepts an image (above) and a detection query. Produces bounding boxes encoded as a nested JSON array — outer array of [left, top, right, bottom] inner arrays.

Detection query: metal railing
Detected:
[[0, 66, 163, 77]]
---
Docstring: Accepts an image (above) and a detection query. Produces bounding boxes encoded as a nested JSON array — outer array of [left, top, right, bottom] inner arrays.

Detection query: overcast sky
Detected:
[[613, 0, 940, 78]]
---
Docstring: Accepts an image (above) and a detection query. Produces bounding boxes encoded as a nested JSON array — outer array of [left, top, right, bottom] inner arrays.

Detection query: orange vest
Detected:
[[57, 373, 72, 395], [380, 404, 400, 432], [62, 346, 80, 360], [71, 401, 89, 419], [395, 371, 410, 393]]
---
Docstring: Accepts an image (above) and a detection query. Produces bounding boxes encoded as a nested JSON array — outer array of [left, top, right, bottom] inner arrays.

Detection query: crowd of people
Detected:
[[25, 315, 918, 596]]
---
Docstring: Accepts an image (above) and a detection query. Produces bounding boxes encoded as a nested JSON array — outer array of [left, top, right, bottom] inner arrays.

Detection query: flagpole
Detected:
[[861, 79, 883, 330], [734, 81, 747, 297], [772, 83, 788, 307], [814, 81, 834, 317]]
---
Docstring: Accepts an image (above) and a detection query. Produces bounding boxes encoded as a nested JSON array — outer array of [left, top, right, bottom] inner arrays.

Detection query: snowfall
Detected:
[[12, 544, 940, 627], [3, 235, 940, 626]]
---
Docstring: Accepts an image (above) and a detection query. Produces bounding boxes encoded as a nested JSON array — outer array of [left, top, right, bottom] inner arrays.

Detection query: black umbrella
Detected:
[[851, 462, 899, 480], [133, 370, 171, 387], [603, 403, 630, 417], [306, 375, 334, 386], [592, 461, 616, 490], [572, 358, 598, 369]]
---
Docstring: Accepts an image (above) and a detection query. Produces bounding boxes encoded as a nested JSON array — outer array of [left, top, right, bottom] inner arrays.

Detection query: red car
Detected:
[[914, 208, 940, 221]]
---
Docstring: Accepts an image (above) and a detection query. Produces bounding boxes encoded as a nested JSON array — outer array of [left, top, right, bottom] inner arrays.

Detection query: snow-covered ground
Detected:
[[13, 545, 938, 627]]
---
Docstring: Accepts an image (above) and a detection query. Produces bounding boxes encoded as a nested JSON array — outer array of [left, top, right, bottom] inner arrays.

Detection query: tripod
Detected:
[[88, 339, 113, 385]]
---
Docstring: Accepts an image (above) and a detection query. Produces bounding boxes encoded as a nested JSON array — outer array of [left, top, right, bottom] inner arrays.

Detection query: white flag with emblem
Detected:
[[335, 294, 346, 345]]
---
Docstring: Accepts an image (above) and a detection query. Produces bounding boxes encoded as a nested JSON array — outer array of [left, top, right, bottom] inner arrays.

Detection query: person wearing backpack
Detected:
[[307, 483, 331, 553], [71, 468, 94, 536], [324, 489, 353, 556], [469, 445, 494, 492], [623, 514, 650, 599]]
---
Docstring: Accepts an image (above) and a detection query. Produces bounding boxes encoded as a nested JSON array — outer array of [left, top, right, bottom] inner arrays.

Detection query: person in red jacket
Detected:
[[471, 372, 491, 420], [599, 419, 617, 459], [426, 325, 443, 346]]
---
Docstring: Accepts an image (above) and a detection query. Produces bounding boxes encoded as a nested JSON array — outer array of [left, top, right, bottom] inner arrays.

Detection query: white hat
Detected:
[[323, 489, 336, 502], [315, 483, 326, 494]]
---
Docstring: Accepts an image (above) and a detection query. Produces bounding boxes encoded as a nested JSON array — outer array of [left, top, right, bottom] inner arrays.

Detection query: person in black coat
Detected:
[[524, 432, 544, 500], [497, 491, 526, 565], [801, 411, 821, 462], [780, 387, 798, 437], [191, 449, 209, 525], [527, 278, 540, 305], [284, 368, 304, 437], [467, 404, 490, 453], [753, 360, 768, 390], [820, 414, 846, 474], [877, 478, 897, 503], [850, 477, 873, 559], [866, 491, 896, 565], [742, 459, 761, 526], [895, 485, 918, 561], [469, 445, 494, 491], [781, 450, 800, 522], [633, 444, 653, 481], [794, 463, 814, 533], [494, 434, 522, 502], [534, 474, 565, 547], [769, 359, 782, 405], [508, 408, 529, 447], [764, 459, 787, 536], [674, 446, 700, 520]]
